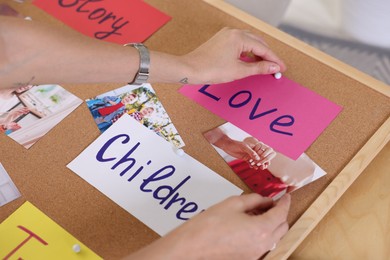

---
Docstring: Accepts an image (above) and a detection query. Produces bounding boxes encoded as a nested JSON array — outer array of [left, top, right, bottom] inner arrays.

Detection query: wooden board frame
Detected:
[[203, 1, 390, 259]]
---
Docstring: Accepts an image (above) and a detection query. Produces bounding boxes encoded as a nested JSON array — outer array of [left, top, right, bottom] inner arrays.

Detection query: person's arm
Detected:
[[204, 127, 260, 161], [204, 128, 276, 170], [0, 107, 30, 125], [0, 16, 139, 88], [0, 16, 286, 89], [124, 193, 291, 260]]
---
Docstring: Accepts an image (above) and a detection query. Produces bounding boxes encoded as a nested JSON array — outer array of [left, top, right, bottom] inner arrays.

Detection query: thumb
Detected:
[[240, 61, 280, 76], [236, 193, 274, 212]]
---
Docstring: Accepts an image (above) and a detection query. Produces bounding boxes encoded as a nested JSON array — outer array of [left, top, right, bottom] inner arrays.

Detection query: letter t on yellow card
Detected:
[[0, 201, 101, 260]]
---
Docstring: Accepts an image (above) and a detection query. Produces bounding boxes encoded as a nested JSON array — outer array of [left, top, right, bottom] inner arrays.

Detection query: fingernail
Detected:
[[269, 64, 279, 73], [256, 162, 262, 166]]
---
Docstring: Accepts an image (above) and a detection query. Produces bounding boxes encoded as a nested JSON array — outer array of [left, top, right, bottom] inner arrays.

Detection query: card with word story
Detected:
[[33, 0, 171, 44]]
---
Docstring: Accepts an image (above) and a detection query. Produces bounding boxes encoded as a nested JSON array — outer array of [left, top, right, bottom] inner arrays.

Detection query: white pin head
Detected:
[[72, 244, 81, 253], [274, 72, 282, 80]]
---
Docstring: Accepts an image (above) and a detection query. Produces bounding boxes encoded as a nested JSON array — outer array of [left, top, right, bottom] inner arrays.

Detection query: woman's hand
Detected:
[[125, 193, 291, 260], [181, 27, 286, 84], [243, 137, 276, 170]]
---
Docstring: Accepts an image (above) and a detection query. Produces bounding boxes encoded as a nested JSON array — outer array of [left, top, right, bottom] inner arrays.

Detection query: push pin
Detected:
[[72, 244, 81, 253], [273, 72, 282, 80]]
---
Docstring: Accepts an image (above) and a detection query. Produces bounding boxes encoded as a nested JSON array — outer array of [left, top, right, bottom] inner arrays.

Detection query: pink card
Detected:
[[180, 75, 342, 160], [33, 0, 171, 44]]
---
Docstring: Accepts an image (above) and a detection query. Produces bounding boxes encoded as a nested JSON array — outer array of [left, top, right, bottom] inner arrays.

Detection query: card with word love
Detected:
[[67, 114, 242, 236], [180, 74, 342, 160], [0, 201, 101, 259], [33, 0, 171, 44]]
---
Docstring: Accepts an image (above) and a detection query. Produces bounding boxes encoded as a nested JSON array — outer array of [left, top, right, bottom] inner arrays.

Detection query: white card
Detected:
[[67, 114, 242, 236]]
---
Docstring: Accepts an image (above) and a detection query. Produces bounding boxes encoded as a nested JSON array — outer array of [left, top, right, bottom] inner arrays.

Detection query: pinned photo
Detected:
[[0, 85, 82, 149], [204, 122, 326, 199], [86, 84, 185, 148], [0, 163, 21, 207]]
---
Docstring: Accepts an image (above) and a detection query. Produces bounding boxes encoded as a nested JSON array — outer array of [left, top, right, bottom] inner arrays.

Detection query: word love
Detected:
[[58, 0, 128, 39], [96, 134, 200, 220], [199, 85, 294, 136]]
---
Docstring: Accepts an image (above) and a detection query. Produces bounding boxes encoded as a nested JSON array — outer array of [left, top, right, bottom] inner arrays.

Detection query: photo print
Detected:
[[204, 122, 326, 199], [86, 84, 185, 148], [0, 85, 82, 149]]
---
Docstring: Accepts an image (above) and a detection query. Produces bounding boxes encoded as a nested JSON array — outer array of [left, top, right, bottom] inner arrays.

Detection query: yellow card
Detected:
[[0, 201, 102, 260]]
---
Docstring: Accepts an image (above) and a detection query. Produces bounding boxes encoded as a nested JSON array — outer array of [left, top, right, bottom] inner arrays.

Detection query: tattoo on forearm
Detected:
[[179, 77, 189, 84], [13, 76, 35, 88]]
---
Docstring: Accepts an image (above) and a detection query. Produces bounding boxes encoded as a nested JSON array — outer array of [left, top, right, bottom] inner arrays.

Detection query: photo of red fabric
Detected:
[[228, 159, 287, 197]]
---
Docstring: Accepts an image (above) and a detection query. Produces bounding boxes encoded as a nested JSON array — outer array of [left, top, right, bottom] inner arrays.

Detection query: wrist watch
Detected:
[[124, 43, 150, 85]]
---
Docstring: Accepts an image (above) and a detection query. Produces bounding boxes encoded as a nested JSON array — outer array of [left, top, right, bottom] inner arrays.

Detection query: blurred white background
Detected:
[[226, 0, 390, 85]]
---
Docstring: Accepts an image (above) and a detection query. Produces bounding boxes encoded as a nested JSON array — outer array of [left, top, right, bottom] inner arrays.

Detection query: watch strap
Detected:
[[124, 43, 150, 85]]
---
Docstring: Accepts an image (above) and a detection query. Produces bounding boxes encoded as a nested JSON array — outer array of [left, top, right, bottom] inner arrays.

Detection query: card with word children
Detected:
[[68, 114, 242, 236]]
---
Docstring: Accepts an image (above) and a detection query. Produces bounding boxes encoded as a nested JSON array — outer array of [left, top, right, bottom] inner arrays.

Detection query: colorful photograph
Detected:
[[0, 85, 82, 149], [86, 84, 185, 148], [204, 122, 326, 199]]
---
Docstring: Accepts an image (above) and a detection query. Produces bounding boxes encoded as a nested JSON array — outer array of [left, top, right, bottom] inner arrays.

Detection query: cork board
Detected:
[[0, 0, 389, 259]]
